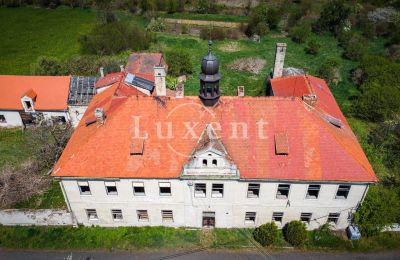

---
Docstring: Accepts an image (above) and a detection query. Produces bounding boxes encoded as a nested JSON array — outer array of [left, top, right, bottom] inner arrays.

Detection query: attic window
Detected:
[[25, 101, 32, 110], [130, 138, 145, 155], [274, 132, 289, 155], [202, 159, 208, 166]]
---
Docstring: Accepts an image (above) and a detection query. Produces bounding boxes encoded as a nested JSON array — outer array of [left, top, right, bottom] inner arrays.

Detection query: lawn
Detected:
[[0, 6, 96, 75]]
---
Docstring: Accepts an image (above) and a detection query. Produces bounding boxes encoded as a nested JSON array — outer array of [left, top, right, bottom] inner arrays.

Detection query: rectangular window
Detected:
[[194, 183, 206, 198], [161, 210, 173, 222], [111, 209, 123, 221], [300, 213, 312, 224], [272, 212, 284, 223], [276, 184, 290, 199], [78, 181, 91, 195], [327, 213, 340, 225], [159, 182, 171, 196], [247, 183, 260, 198], [86, 209, 98, 220], [25, 101, 32, 110], [245, 212, 256, 224], [211, 183, 224, 198], [0, 115, 6, 123], [133, 182, 145, 196], [335, 185, 351, 199], [306, 184, 321, 199], [137, 210, 149, 222], [105, 181, 118, 195]]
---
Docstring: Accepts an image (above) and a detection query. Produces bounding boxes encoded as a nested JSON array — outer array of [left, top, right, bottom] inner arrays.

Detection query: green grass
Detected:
[[0, 6, 96, 75], [158, 12, 249, 23], [0, 128, 29, 168]]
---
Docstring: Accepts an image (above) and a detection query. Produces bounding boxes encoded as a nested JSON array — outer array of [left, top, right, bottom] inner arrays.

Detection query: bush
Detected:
[[146, 18, 166, 32], [283, 221, 308, 246], [246, 4, 281, 36], [289, 21, 311, 43], [354, 186, 400, 236], [165, 49, 193, 77], [255, 22, 270, 37], [200, 27, 226, 41], [305, 39, 321, 55], [253, 222, 279, 246], [343, 35, 368, 61], [317, 58, 340, 84], [31, 56, 63, 76], [79, 21, 154, 55], [314, 0, 351, 35]]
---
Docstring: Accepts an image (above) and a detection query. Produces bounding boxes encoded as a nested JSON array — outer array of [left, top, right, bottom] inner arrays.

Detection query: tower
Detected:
[[199, 41, 221, 107]]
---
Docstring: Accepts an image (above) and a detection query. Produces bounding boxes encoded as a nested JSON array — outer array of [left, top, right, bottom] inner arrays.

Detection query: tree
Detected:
[[246, 4, 281, 36], [317, 58, 340, 84], [289, 21, 311, 43], [32, 56, 63, 76], [283, 221, 308, 246], [343, 35, 368, 61], [315, 0, 351, 35], [253, 222, 279, 246], [165, 49, 193, 76], [354, 186, 400, 236]]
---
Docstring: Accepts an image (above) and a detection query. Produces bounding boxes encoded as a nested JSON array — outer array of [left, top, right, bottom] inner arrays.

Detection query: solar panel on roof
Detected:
[[68, 76, 98, 106], [124, 73, 154, 92]]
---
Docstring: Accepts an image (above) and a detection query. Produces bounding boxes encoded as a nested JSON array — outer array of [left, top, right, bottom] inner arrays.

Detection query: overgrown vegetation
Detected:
[[165, 49, 193, 77], [283, 221, 308, 246], [253, 222, 278, 246]]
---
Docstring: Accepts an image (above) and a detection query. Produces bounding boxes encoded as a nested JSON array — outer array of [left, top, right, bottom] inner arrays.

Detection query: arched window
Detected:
[[202, 159, 208, 166], [212, 159, 217, 166]]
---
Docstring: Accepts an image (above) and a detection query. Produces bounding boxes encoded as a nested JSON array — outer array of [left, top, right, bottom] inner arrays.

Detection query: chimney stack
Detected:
[[94, 107, 105, 124], [237, 86, 245, 97], [120, 65, 124, 72], [273, 43, 287, 78], [99, 67, 105, 78], [154, 66, 166, 96], [176, 83, 184, 98]]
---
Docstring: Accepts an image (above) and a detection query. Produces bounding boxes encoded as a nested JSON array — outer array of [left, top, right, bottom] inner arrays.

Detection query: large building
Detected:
[[52, 44, 376, 229]]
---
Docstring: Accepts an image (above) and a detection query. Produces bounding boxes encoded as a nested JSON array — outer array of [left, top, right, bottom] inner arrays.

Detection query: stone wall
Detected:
[[0, 209, 74, 226]]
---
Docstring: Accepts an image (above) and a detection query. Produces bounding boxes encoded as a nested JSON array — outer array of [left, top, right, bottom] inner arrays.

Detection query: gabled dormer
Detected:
[[21, 89, 37, 112], [182, 124, 239, 179]]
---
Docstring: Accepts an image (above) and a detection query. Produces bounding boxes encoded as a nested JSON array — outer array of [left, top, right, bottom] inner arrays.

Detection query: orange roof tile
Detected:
[[0, 75, 71, 110], [52, 80, 377, 183]]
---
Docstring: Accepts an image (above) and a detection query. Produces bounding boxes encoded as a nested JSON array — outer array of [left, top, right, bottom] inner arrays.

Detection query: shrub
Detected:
[[181, 24, 188, 34], [305, 39, 321, 55], [200, 27, 226, 41], [253, 222, 279, 246], [343, 35, 368, 61], [289, 21, 311, 43], [31, 56, 63, 76], [283, 221, 308, 246], [354, 186, 400, 236], [314, 0, 351, 35], [246, 4, 281, 36], [255, 22, 270, 37], [79, 21, 154, 55], [165, 50, 193, 77], [146, 18, 166, 32], [317, 58, 340, 84]]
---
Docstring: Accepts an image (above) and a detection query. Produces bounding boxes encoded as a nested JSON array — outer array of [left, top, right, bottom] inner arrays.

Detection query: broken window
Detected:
[[306, 184, 321, 199], [161, 210, 173, 222], [78, 181, 91, 195], [202, 159, 208, 166], [212, 159, 218, 166], [247, 183, 260, 198], [159, 182, 171, 196], [335, 185, 351, 199], [300, 213, 312, 224], [211, 183, 224, 198], [133, 182, 145, 196], [276, 184, 290, 199], [24, 100, 33, 110], [105, 181, 118, 195], [327, 213, 340, 225], [0, 115, 6, 123], [194, 183, 206, 198], [86, 209, 98, 220], [137, 210, 149, 222], [245, 212, 256, 224], [272, 212, 284, 223], [111, 209, 123, 221]]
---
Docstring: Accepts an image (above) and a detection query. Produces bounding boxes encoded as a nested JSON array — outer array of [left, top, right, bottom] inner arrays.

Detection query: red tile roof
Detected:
[[0, 75, 71, 110], [52, 80, 377, 183], [95, 72, 124, 89], [126, 52, 166, 82]]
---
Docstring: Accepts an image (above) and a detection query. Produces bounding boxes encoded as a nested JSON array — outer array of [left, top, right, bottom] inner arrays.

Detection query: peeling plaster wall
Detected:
[[0, 209, 74, 226]]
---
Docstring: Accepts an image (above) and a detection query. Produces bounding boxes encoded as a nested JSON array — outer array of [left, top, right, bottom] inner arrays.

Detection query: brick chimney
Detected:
[[273, 43, 287, 78], [154, 66, 166, 96], [237, 86, 245, 97], [176, 83, 184, 98]]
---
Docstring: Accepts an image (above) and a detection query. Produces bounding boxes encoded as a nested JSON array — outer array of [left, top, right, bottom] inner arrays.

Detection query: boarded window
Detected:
[[159, 182, 171, 196], [306, 185, 320, 199], [86, 209, 98, 220], [327, 213, 340, 225], [130, 138, 145, 155], [194, 183, 206, 198], [133, 182, 145, 196], [247, 183, 260, 198], [78, 181, 91, 195], [276, 184, 290, 199], [300, 213, 312, 223], [137, 210, 149, 221], [272, 212, 284, 223], [161, 210, 173, 222], [274, 132, 289, 155], [111, 209, 123, 221], [105, 181, 118, 195], [245, 212, 256, 223], [211, 184, 224, 198], [336, 185, 351, 199]]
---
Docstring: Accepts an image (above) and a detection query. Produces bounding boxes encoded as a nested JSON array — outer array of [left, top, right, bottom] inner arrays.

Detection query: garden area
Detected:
[[0, 0, 400, 252]]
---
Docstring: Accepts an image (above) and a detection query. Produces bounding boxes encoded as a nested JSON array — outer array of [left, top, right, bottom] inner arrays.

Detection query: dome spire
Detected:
[[199, 41, 221, 107]]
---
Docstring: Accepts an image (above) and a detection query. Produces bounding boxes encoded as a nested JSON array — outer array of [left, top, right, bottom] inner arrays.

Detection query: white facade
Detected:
[[60, 178, 368, 230], [68, 106, 88, 127], [0, 110, 69, 128]]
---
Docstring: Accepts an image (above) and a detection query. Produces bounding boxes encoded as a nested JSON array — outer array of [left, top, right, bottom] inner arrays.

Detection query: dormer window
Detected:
[[202, 159, 208, 166], [21, 89, 37, 113], [25, 101, 32, 110]]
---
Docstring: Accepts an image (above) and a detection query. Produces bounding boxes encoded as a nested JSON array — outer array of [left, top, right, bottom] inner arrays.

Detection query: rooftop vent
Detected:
[[176, 83, 184, 98], [302, 94, 317, 106], [95, 107, 105, 124], [274, 132, 289, 155], [130, 138, 145, 155], [323, 114, 343, 128], [237, 86, 245, 97]]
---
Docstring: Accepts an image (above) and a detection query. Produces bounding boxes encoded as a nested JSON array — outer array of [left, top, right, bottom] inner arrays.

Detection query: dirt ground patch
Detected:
[[218, 42, 242, 52], [228, 57, 266, 74]]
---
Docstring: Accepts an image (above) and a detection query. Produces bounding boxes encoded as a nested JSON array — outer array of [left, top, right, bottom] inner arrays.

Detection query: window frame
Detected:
[[137, 210, 149, 222], [0, 114, 6, 123], [111, 209, 123, 221], [244, 212, 256, 224], [211, 183, 224, 198], [104, 181, 118, 196], [272, 212, 284, 223], [161, 210, 174, 222], [86, 209, 98, 221], [78, 181, 91, 195], [300, 212, 312, 224], [247, 183, 260, 198], [132, 182, 145, 196], [276, 184, 290, 199], [327, 212, 340, 225], [159, 182, 172, 196], [335, 185, 351, 199], [194, 183, 207, 198], [306, 184, 321, 199]]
